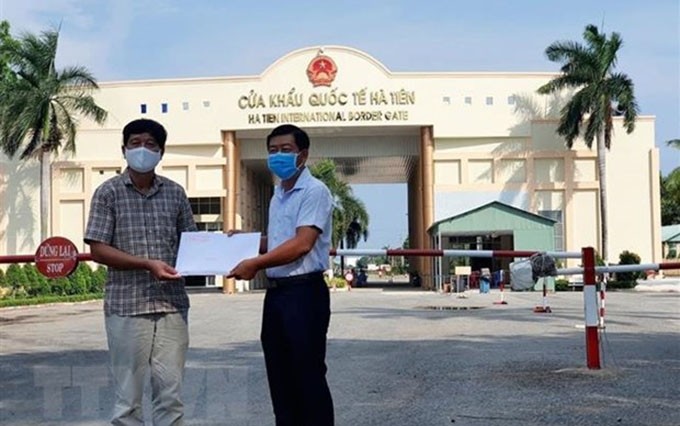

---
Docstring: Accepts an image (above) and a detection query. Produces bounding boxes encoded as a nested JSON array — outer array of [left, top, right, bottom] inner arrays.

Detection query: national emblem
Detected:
[[306, 52, 338, 87]]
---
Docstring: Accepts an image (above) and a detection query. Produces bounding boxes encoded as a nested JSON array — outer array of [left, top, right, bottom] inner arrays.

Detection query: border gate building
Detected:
[[0, 46, 662, 290]]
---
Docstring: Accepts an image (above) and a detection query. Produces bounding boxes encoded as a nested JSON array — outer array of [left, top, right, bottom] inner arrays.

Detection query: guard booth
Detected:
[[428, 201, 557, 292]]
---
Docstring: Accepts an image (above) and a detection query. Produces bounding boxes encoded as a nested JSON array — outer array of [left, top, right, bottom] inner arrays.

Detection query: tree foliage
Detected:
[[0, 261, 105, 299], [0, 21, 19, 85], [22, 263, 48, 296], [537, 24, 638, 149], [661, 139, 680, 225], [0, 25, 107, 159], [0, 23, 108, 239], [5, 264, 28, 296], [537, 24, 638, 262], [309, 159, 369, 249], [615, 250, 643, 285], [661, 174, 680, 225]]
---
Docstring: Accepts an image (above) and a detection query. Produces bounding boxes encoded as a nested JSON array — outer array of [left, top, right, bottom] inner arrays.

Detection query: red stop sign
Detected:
[[34, 237, 79, 278]]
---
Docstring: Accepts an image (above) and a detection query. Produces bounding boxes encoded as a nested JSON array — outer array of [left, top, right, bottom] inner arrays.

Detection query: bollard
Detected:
[[533, 278, 552, 313], [583, 247, 601, 369]]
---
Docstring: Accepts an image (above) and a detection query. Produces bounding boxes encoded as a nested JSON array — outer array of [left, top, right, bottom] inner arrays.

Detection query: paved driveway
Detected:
[[1, 288, 679, 425]]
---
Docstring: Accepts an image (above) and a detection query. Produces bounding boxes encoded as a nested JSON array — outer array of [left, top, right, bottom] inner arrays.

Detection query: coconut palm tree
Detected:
[[0, 26, 107, 240], [537, 24, 639, 263], [309, 159, 369, 273], [0, 21, 17, 84]]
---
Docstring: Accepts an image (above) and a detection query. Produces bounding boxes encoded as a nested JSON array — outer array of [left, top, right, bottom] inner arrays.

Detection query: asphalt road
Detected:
[[1, 286, 679, 425]]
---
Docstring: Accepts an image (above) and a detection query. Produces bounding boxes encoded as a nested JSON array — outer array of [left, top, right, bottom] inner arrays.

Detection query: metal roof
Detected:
[[662, 224, 680, 243]]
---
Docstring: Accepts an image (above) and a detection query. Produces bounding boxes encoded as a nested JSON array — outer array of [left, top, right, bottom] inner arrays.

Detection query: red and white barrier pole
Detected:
[[533, 278, 552, 313], [583, 247, 601, 369], [599, 278, 606, 328], [493, 280, 508, 305]]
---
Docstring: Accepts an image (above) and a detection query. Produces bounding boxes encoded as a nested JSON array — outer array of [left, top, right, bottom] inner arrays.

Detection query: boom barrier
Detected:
[[0, 254, 93, 264], [332, 247, 680, 370], [332, 248, 583, 258], [2, 243, 679, 370]]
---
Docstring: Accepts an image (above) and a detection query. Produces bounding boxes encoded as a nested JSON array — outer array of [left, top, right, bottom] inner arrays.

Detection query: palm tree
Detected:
[[0, 26, 107, 240], [0, 21, 17, 84], [537, 24, 639, 263], [309, 159, 369, 273]]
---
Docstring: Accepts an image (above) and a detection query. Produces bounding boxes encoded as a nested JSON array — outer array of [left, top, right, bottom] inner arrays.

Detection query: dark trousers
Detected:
[[261, 274, 334, 426]]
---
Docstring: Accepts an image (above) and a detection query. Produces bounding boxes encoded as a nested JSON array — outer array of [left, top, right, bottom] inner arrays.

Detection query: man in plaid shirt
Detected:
[[85, 118, 197, 426]]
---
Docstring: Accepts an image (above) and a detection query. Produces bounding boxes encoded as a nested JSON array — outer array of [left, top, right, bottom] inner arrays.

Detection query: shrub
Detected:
[[325, 276, 346, 288], [0, 293, 103, 308], [0, 263, 104, 303], [50, 277, 71, 296], [5, 264, 28, 296], [605, 280, 637, 290], [23, 264, 50, 296], [0, 268, 8, 298], [555, 278, 570, 291], [616, 250, 644, 286], [68, 263, 93, 295], [91, 265, 107, 293]]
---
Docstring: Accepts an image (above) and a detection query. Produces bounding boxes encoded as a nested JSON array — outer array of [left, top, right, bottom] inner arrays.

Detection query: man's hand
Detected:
[[227, 258, 260, 280], [226, 229, 243, 237], [146, 260, 181, 280]]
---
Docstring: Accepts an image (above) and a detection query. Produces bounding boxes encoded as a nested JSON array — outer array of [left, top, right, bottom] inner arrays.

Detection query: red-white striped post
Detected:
[[532, 278, 552, 313], [582, 247, 601, 369], [493, 280, 508, 305], [599, 278, 606, 328]]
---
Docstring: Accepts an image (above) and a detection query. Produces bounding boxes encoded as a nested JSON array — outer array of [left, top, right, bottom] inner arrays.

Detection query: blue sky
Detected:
[[3, 0, 678, 249]]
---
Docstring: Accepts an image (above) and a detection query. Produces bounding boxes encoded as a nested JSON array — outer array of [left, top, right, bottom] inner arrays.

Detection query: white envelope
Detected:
[[175, 232, 261, 276]]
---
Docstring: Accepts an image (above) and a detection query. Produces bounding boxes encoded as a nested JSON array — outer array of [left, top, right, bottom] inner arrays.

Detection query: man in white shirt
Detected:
[[228, 124, 334, 426]]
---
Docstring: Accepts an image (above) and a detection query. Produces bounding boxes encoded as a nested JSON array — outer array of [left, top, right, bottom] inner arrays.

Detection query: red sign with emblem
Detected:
[[307, 52, 338, 87], [34, 237, 79, 278]]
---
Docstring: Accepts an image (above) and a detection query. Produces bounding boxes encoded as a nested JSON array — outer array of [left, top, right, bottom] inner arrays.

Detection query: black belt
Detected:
[[266, 271, 325, 287]]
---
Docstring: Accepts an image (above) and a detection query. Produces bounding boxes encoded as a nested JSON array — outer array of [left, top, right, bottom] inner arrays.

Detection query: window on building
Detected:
[[98, 168, 121, 175], [442, 96, 451, 104], [508, 95, 516, 105], [486, 96, 494, 105], [140, 104, 147, 114], [538, 210, 564, 251], [182, 101, 189, 110], [464, 96, 472, 105], [203, 100, 211, 108], [161, 103, 168, 113], [196, 221, 223, 232], [189, 197, 221, 215], [185, 275, 217, 286]]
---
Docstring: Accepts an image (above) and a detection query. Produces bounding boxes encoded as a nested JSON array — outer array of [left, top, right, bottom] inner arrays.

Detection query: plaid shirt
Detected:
[[85, 169, 197, 316]]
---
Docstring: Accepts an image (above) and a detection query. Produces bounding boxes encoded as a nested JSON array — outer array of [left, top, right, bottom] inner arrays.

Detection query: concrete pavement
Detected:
[[1, 286, 679, 425]]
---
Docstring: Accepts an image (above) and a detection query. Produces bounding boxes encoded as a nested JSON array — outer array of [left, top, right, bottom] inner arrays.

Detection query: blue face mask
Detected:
[[267, 152, 300, 180], [125, 147, 161, 173]]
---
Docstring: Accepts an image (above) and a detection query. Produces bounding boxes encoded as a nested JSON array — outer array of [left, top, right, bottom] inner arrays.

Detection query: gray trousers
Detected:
[[105, 311, 189, 426]]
